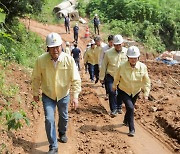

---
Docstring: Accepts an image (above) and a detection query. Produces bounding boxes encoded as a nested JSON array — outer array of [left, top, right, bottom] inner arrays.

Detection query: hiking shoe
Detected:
[[59, 133, 68, 143], [48, 148, 58, 154], [110, 110, 117, 118], [128, 130, 135, 137], [117, 109, 123, 114]]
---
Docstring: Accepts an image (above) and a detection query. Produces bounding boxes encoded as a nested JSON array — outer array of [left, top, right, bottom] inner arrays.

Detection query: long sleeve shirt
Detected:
[[32, 52, 81, 101], [94, 45, 103, 65], [99, 44, 112, 68], [84, 48, 95, 65], [113, 61, 151, 97], [64, 47, 71, 55], [99, 47, 128, 80]]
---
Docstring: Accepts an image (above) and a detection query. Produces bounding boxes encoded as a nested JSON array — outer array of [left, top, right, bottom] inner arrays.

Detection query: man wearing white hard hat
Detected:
[[32, 32, 81, 154], [113, 46, 151, 137], [84, 40, 96, 82], [100, 35, 127, 117], [83, 42, 91, 73], [64, 41, 71, 55]]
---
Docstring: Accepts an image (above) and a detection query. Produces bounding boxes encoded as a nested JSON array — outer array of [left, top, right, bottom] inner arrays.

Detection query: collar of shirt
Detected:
[[114, 47, 126, 54], [52, 52, 66, 68], [58, 52, 66, 62], [126, 61, 141, 70]]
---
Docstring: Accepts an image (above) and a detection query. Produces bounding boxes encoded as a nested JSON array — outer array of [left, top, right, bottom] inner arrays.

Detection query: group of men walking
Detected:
[[84, 34, 151, 138], [64, 14, 101, 44], [31, 14, 151, 154]]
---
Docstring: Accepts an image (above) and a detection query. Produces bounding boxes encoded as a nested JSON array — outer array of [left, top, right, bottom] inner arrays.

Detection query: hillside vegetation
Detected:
[[0, 0, 179, 153], [78, 0, 180, 52]]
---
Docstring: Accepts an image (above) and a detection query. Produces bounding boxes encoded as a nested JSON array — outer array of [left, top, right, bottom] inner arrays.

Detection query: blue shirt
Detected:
[[73, 26, 79, 34], [72, 47, 81, 59]]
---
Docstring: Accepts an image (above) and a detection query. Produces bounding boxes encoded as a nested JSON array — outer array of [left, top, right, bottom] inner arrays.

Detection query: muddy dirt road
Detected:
[[21, 19, 179, 154]]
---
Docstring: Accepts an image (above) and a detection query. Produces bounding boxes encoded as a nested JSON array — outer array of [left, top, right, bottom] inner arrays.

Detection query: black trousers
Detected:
[[94, 25, 99, 35], [74, 33, 78, 42], [118, 89, 139, 132], [94, 64, 99, 82], [65, 25, 70, 33]]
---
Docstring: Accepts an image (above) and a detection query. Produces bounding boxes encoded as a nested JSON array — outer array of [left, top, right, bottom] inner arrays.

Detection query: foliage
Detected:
[[77, 0, 88, 18], [0, 71, 29, 131], [79, 0, 180, 52], [0, 101, 30, 131], [0, 9, 6, 23], [4, 109, 30, 131], [0, 0, 45, 23], [0, 22, 44, 68], [32, 0, 63, 24]]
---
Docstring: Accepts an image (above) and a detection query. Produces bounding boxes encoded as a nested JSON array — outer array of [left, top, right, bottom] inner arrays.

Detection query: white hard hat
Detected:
[[66, 41, 70, 46], [95, 14, 98, 17], [46, 32, 62, 47], [75, 23, 78, 26], [113, 35, 124, 45], [127, 46, 140, 58], [87, 43, 91, 46], [91, 40, 95, 44]]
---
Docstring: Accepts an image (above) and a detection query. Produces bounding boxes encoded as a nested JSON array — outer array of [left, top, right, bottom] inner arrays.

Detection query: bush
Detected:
[[0, 22, 44, 68], [79, 0, 180, 52]]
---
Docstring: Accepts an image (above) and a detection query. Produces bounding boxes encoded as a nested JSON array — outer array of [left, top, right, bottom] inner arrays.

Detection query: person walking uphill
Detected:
[[64, 41, 71, 55], [73, 23, 79, 43], [31, 32, 81, 154], [112, 46, 151, 137], [99, 35, 114, 99], [99, 35, 127, 117], [64, 15, 70, 34], [84, 40, 96, 82], [71, 43, 81, 71], [93, 14, 100, 35], [94, 36, 103, 84]]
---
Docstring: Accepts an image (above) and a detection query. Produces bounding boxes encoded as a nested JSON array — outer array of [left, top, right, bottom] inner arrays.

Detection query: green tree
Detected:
[[0, 0, 44, 23]]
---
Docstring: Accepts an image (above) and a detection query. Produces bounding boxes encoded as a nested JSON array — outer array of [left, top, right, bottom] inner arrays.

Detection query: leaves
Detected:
[[2, 108, 30, 131], [0, 0, 45, 23], [79, 0, 180, 51], [0, 12, 6, 23]]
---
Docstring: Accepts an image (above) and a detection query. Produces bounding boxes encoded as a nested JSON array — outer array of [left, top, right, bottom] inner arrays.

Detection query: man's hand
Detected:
[[72, 98, 78, 110], [33, 96, 39, 102], [143, 96, 148, 103], [100, 80, 104, 84]]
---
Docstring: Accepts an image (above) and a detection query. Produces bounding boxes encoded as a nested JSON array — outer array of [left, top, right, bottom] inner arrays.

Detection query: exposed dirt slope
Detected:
[[0, 18, 179, 154]]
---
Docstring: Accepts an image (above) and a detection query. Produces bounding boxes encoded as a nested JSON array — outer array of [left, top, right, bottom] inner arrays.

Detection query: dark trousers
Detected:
[[104, 75, 109, 95], [74, 58, 80, 71], [106, 74, 122, 112], [84, 63, 88, 73], [65, 25, 70, 33], [74, 33, 78, 42], [94, 25, 99, 35], [118, 89, 139, 132], [94, 64, 99, 82], [87, 63, 94, 81]]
